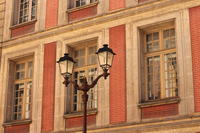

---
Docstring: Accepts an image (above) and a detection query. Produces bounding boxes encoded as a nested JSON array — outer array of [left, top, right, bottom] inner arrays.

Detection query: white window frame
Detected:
[[70, 0, 97, 8], [141, 22, 178, 102], [11, 56, 34, 121], [13, 0, 37, 25]]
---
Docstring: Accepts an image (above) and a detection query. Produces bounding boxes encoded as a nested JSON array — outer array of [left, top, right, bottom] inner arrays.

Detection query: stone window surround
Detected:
[[3, 0, 46, 40], [0, 45, 43, 133], [66, 40, 98, 113], [54, 31, 110, 131], [126, 8, 194, 123]]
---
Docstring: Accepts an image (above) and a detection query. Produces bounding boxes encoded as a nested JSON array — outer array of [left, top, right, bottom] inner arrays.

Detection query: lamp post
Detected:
[[57, 44, 116, 133]]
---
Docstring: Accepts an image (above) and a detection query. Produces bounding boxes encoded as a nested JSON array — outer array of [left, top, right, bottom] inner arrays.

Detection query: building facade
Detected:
[[0, 0, 200, 133]]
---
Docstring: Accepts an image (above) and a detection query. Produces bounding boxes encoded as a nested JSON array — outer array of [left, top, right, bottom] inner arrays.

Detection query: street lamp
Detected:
[[57, 44, 116, 133]]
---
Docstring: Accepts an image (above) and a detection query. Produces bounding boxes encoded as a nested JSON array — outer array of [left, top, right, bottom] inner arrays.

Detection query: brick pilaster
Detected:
[[109, 25, 126, 124], [189, 6, 200, 112], [41, 42, 57, 132]]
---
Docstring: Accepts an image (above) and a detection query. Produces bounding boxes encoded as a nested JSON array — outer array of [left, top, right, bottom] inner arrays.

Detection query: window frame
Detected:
[[142, 22, 178, 102], [11, 56, 34, 121], [67, 43, 98, 113], [69, 0, 97, 9], [13, 0, 37, 25]]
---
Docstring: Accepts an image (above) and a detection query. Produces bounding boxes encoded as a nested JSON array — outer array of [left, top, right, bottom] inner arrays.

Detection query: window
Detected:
[[142, 24, 178, 102], [11, 57, 33, 121], [68, 45, 97, 113], [69, 0, 97, 8], [13, 0, 37, 25]]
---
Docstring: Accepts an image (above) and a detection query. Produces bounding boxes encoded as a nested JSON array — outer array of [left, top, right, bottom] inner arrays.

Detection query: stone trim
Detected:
[[84, 114, 200, 133], [63, 109, 97, 119], [138, 97, 180, 108], [3, 119, 32, 127], [10, 19, 37, 30], [0, 44, 43, 133], [3, 0, 199, 47], [55, 114, 200, 133]]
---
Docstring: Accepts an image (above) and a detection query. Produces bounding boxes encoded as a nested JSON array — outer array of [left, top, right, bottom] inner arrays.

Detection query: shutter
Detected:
[[6, 60, 16, 121], [13, 0, 20, 25]]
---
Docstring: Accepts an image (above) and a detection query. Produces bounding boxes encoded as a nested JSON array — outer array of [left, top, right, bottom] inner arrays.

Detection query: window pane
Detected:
[[72, 70, 85, 111], [164, 52, 178, 97], [88, 46, 97, 65], [90, 0, 97, 3], [28, 62, 33, 78], [16, 63, 25, 71], [163, 28, 176, 49], [146, 32, 159, 52], [25, 112, 30, 119], [18, 0, 30, 23], [89, 46, 96, 54], [31, 0, 36, 20], [87, 68, 97, 109], [81, 0, 86, 5], [16, 71, 25, 79], [147, 56, 161, 100]]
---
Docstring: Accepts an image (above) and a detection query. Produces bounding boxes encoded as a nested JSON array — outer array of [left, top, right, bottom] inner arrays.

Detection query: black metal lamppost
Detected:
[[57, 44, 116, 133]]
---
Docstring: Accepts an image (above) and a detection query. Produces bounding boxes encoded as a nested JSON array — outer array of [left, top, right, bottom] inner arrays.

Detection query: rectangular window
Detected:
[[12, 57, 33, 120], [69, 0, 97, 8], [69, 45, 97, 112], [13, 0, 37, 25], [142, 25, 178, 102]]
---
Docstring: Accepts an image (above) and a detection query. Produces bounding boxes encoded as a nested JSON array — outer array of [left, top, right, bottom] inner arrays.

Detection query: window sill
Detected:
[[3, 119, 32, 127], [64, 109, 97, 119], [10, 19, 37, 30], [67, 1, 98, 13], [138, 97, 180, 108]]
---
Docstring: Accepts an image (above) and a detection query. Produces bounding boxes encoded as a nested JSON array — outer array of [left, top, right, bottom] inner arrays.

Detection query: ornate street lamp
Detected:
[[57, 44, 116, 133]]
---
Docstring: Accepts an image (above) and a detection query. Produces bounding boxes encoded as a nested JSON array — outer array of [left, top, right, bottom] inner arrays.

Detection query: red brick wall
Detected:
[[109, 0, 125, 11], [141, 103, 178, 119], [65, 114, 96, 128], [68, 5, 97, 22], [41, 42, 57, 132], [189, 6, 200, 112], [4, 124, 29, 133], [45, 0, 58, 28], [11, 23, 35, 37], [109, 25, 126, 124]]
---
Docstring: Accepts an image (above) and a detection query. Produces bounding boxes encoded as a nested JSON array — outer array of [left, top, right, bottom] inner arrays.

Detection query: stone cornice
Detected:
[[83, 114, 200, 133], [54, 113, 200, 133], [2, 0, 199, 48], [3, 119, 32, 127]]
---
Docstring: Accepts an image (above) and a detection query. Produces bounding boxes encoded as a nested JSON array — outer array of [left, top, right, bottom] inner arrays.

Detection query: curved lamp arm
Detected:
[[89, 70, 110, 89]]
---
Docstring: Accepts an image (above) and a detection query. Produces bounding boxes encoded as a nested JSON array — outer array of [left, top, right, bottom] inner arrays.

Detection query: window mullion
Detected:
[[22, 62, 28, 119], [28, 0, 32, 21], [160, 29, 165, 99], [144, 56, 148, 101], [86, 0, 90, 4], [160, 54, 165, 99], [17, 0, 21, 24], [22, 82, 27, 119]]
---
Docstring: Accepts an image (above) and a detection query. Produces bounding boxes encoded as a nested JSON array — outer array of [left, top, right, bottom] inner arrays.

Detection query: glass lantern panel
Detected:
[[98, 52, 107, 66], [107, 52, 113, 67], [67, 61, 74, 75], [59, 61, 67, 75]]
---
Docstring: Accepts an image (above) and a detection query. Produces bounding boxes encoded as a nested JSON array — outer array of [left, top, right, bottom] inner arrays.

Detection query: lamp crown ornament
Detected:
[[57, 53, 76, 63], [95, 44, 116, 55]]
